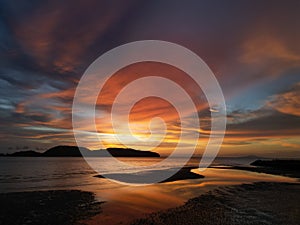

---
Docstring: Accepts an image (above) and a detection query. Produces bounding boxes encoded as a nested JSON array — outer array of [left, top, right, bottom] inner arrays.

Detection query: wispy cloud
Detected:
[[267, 82, 300, 116], [0, 0, 299, 156]]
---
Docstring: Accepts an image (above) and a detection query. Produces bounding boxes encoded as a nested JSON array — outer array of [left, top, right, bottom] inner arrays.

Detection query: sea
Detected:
[[0, 157, 296, 224]]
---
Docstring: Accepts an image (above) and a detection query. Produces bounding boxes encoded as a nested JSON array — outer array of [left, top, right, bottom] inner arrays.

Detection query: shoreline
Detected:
[[84, 165, 298, 225], [131, 182, 300, 225], [2, 180, 298, 225], [210, 165, 300, 179], [1, 162, 299, 225], [130, 162, 300, 225]]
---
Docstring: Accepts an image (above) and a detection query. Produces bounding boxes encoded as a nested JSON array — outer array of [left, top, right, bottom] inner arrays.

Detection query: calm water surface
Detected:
[[0, 157, 297, 225], [0, 157, 255, 192]]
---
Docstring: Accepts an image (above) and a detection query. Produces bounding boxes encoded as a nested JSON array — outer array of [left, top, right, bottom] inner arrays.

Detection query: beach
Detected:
[[132, 182, 300, 225], [0, 157, 299, 225], [0, 190, 101, 225]]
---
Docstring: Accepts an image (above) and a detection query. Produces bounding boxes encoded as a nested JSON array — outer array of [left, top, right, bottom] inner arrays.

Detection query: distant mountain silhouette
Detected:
[[9, 150, 42, 157], [3, 145, 160, 158], [106, 148, 160, 157], [43, 146, 89, 157]]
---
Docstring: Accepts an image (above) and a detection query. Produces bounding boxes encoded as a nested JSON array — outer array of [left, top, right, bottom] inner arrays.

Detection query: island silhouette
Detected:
[[2, 145, 160, 158]]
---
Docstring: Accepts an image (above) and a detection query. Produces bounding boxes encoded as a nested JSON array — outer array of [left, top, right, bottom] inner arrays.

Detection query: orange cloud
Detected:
[[267, 83, 300, 117], [39, 88, 75, 101], [90, 62, 206, 151], [240, 34, 300, 76]]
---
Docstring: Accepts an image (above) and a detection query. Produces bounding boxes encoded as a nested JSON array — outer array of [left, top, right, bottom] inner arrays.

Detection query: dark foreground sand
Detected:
[[132, 182, 300, 225], [0, 190, 102, 225], [2, 162, 299, 225]]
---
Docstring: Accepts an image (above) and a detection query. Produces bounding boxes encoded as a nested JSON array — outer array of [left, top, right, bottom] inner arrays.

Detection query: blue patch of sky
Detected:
[[227, 72, 299, 113]]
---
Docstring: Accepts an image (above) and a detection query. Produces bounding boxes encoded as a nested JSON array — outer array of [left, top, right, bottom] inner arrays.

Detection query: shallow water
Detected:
[[0, 157, 254, 192], [0, 157, 297, 225]]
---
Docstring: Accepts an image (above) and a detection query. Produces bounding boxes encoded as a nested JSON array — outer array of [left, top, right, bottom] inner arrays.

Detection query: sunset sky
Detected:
[[0, 0, 299, 157]]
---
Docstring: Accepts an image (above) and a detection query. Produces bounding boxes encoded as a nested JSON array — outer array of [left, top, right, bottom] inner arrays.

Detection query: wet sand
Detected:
[[129, 162, 300, 225], [1, 164, 299, 225], [84, 167, 297, 225], [132, 182, 300, 225], [0, 190, 102, 225]]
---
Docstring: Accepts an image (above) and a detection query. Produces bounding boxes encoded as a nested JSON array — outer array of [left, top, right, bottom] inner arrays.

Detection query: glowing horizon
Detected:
[[0, 1, 299, 158]]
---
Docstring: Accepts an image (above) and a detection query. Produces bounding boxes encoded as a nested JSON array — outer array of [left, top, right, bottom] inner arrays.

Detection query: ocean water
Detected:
[[0, 156, 294, 192], [0, 156, 256, 193], [0, 157, 297, 225]]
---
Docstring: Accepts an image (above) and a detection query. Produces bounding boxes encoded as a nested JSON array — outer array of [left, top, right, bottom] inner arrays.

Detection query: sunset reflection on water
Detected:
[[84, 168, 296, 225]]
